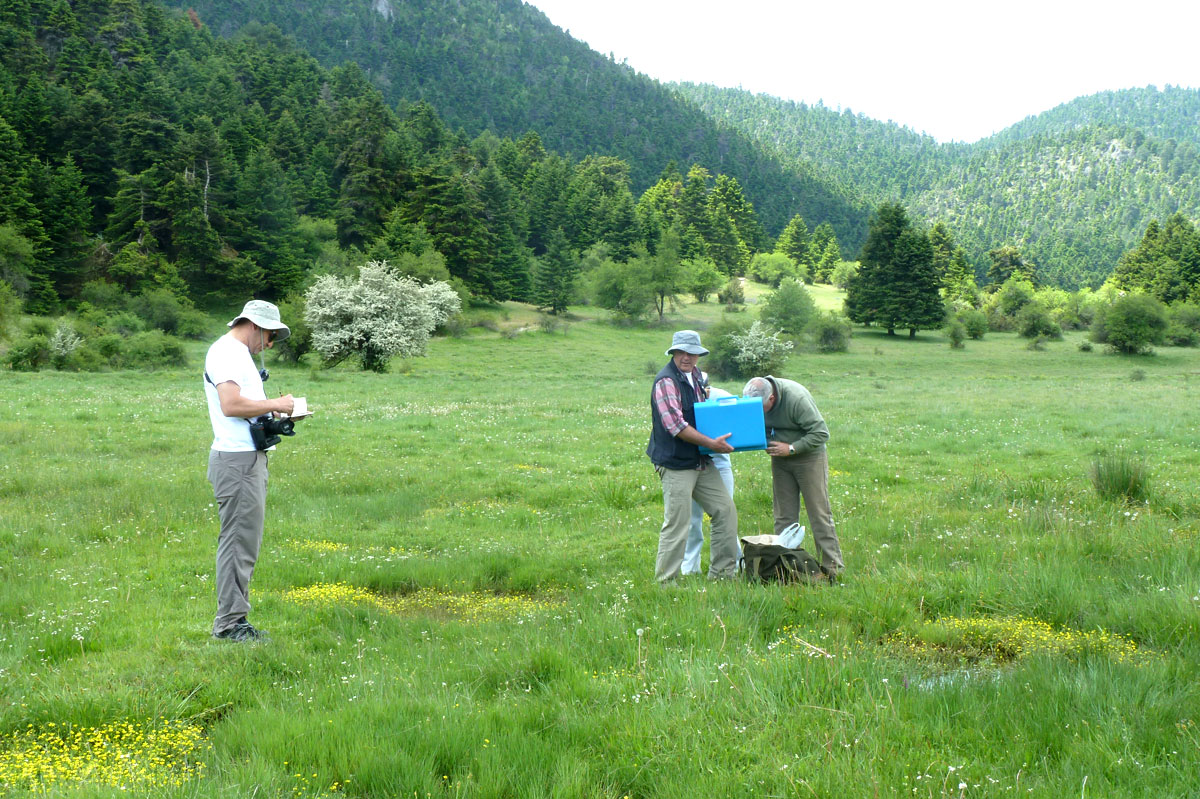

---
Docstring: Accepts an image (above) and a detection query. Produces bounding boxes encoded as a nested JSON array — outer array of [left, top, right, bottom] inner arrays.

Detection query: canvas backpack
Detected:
[[739, 534, 824, 584]]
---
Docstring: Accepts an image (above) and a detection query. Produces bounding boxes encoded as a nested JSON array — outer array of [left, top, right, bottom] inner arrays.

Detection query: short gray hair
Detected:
[[742, 377, 771, 399]]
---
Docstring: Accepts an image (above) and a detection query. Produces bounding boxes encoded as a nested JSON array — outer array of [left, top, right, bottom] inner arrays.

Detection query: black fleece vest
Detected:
[[646, 360, 704, 469]]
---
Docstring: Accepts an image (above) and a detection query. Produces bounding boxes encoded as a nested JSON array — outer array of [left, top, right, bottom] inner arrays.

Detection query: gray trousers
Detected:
[[771, 449, 844, 574], [656, 465, 738, 582], [207, 450, 268, 635]]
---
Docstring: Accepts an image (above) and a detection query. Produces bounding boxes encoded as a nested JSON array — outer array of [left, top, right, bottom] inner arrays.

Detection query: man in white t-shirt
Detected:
[[204, 300, 294, 642]]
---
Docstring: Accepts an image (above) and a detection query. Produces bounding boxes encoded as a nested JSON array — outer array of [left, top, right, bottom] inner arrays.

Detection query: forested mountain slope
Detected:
[[168, 0, 869, 245], [913, 126, 1200, 288], [674, 83, 1200, 289], [671, 82, 966, 204], [984, 85, 1200, 150], [1, 0, 817, 315]]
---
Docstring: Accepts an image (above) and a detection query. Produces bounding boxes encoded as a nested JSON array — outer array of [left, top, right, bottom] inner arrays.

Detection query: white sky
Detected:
[[525, 0, 1200, 144]]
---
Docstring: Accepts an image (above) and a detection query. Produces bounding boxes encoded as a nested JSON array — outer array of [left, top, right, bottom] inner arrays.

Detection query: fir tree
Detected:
[[533, 227, 576, 314], [846, 202, 943, 337], [775, 214, 810, 269]]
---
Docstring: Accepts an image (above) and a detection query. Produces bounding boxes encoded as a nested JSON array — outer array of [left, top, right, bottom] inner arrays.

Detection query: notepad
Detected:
[[285, 397, 313, 420]]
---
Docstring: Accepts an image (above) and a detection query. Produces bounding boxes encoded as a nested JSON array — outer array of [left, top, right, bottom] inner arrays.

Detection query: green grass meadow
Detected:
[[2, 294, 1199, 797]]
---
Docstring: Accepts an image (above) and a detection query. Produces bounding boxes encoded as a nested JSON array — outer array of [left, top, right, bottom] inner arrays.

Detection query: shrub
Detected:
[[996, 277, 1036, 317], [122, 331, 189, 369], [175, 309, 212, 340], [79, 280, 128, 311], [271, 294, 312, 363], [589, 258, 653, 320], [984, 306, 1014, 332], [0, 279, 19, 338], [1090, 452, 1150, 504], [421, 280, 465, 330], [759, 277, 817, 335], [102, 311, 146, 336], [1165, 323, 1200, 347], [747, 252, 798, 287], [538, 314, 568, 334], [1091, 293, 1168, 355], [1078, 340, 1093, 352], [957, 307, 988, 339], [1169, 301, 1200, 332], [1015, 302, 1062, 339], [945, 319, 966, 349], [702, 316, 753, 379], [6, 334, 50, 371], [1165, 302, 1200, 346], [983, 276, 1035, 331], [725, 321, 794, 378], [830, 261, 858, 290], [49, 324, 83, 369], [87, 334, 125, 367], [131, 288, 191, 334], [60, 341, 109, 371], [305, 260, 459, 372], [389, 249, 451, 284], [717, 278, 744, 309], [686, 257, 724, 303], [808, 311, 852, 353]]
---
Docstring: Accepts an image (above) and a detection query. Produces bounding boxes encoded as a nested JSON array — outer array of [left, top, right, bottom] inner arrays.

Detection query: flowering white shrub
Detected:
[[49, 324, 82, 360], [418, 280, 462, 328], [728, 321, 793, 376], [304, 261, 460, 371]]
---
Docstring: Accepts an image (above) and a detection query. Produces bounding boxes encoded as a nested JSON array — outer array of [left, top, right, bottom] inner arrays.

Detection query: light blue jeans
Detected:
[[682, 454, 737, 575]]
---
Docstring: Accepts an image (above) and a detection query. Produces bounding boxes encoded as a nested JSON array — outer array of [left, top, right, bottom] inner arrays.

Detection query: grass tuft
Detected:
[[1089, 452, 1151, 504]]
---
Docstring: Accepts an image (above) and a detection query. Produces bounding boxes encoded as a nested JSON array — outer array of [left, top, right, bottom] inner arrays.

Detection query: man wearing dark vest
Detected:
[[647, 330, 739, 582]]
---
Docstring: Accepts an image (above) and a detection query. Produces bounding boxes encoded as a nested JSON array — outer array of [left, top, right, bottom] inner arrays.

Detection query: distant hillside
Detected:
[[671, 82, 967, 205], [170, 0, 869, 247], [983, 85, 1200, 150], [674, 83, 1200, 289], [913, 126, 1200, 288]]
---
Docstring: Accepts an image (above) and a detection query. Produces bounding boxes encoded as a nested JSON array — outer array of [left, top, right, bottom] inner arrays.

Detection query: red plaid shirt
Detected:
[[652, 371, 704, 437]]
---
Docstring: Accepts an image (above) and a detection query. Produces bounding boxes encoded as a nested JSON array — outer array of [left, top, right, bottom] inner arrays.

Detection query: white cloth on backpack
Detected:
[[776, 522, 806, 549]]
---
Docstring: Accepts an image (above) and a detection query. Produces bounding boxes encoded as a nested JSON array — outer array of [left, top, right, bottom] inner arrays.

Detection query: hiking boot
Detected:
[[214, 620, 267, 642]]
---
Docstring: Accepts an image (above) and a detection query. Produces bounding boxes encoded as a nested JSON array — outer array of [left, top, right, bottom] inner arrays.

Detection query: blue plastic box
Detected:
[[695, 395, 767, 453]]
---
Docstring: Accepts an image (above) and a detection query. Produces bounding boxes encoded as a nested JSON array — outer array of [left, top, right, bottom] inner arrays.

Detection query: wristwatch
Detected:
[[788, 444, 795, 455]]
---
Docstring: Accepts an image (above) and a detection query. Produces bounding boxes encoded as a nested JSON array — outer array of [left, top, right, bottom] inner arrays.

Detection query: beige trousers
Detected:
[[771, 449, 843, 574], [655, 465, 738, 582]]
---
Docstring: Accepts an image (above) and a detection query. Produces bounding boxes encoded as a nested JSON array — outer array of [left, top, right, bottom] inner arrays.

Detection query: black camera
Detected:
[[248, 414, 296, 451]]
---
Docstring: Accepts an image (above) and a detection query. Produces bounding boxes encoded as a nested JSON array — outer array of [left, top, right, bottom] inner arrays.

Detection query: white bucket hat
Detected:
[[228, 300, 290, 342]]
